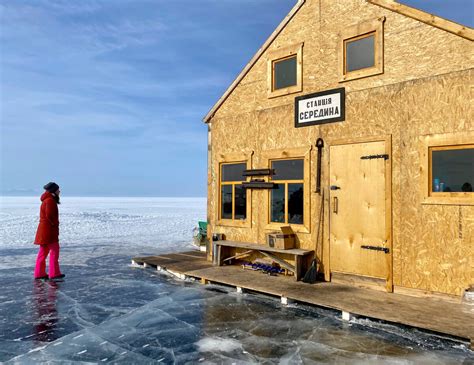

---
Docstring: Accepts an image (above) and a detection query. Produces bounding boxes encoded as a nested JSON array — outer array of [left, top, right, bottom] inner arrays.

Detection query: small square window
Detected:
[[267, 43, 303, 98], [338, 17, 384, 82], [345, 33, 375, 73], [430, 146, 474, 194], [273, 56, 297, 90]]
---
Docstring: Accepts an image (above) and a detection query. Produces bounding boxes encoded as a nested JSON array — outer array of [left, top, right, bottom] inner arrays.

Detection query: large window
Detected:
[[429, 145, 474, 194], [338, 18, 384, 82], [420, 132, 474, 206], [270, 159, 304, 224], [220, 163, 247, 221]]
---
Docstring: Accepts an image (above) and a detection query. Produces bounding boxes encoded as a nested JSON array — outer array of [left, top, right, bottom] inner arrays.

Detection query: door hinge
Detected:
[[361, 245, 390, 254], [360, 154, 389, 160]]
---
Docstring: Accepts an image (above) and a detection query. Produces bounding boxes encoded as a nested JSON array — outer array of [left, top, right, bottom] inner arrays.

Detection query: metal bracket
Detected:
[[243, 169, 274, 177], [315, 138, 324, 194], [242, 181, 275, 189], [360, 154, 389, 160], [361, 245, 390, 254]]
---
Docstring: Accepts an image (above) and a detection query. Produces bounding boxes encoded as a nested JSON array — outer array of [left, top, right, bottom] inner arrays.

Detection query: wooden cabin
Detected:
[[203, 0, 473, 297]]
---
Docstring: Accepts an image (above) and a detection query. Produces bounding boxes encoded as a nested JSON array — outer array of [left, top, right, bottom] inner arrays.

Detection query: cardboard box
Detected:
[[267, 226, 295, 249]]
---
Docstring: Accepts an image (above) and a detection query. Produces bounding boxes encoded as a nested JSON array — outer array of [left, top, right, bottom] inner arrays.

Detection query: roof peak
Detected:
[[203, 0, 473, 123]]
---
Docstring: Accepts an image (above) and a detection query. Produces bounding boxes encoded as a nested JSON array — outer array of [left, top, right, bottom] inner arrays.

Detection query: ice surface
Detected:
[[0, 197, 473, 364]]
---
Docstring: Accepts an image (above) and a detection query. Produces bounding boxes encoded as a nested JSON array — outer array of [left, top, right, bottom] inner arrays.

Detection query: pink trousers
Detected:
[[34, 242, 62, 279]]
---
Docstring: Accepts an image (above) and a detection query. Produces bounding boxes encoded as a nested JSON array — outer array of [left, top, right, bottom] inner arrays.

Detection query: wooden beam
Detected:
[[223, 250, 253, 262], [258, 250, 295, 272], [368, 0, 474, 41]]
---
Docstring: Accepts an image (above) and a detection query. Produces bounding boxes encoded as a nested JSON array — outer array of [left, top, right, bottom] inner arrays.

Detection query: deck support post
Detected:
[[342, 311, 352, 321], [236, 286, 244, 294], [281, 296, 294, 305], [201, 278, 209, 285]]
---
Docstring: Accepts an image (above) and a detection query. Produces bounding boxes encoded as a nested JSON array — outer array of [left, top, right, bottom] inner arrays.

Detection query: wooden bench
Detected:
[[215, 240, 313, 281]]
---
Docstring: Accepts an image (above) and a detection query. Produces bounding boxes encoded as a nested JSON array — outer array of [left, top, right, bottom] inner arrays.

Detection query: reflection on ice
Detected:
[[1, 246, 473, 364], [1, 198, 472, 363], [32, 280, 60, 343]]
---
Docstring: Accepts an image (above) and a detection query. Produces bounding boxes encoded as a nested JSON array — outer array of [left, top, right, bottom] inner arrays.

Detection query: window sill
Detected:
[[264, 222, 310, 234], [421, 195, 474, 206], [216, 219, 251, 228], [339, 67, 383, 82], [268, 84, 302, 99]]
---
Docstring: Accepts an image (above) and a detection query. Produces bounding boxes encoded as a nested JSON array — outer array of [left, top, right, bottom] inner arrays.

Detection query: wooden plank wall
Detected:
[[207, 0, 473, 295]]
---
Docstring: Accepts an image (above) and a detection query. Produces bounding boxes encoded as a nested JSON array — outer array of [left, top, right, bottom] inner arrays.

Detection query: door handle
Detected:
[[333, 197, 338, 214]]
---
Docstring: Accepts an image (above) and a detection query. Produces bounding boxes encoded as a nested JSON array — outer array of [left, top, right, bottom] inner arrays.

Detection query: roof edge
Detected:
[[203, 0, 306, 123], [367, 0, 474, 41]]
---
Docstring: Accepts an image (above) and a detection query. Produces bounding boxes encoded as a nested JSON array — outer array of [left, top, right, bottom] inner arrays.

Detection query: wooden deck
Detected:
[[132, 251, 474, 348]]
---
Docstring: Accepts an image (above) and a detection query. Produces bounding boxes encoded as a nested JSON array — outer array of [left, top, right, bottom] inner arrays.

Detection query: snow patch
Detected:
[[196, 337, 242, 353]]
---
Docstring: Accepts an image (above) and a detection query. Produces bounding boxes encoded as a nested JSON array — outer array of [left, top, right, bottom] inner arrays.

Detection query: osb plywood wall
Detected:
[[207, 0, 474, 295], [398, 71, 473, 295]]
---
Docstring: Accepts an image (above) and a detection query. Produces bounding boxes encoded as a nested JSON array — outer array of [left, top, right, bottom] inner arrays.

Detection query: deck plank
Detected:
[[132, 251, 473, 343]]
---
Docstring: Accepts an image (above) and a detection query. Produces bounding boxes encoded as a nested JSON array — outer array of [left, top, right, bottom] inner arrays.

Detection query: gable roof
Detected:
[[203, 0, 474, 123]]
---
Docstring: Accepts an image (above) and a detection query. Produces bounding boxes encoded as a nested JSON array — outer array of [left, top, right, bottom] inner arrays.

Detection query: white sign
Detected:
[[295, 88, 345, 127]]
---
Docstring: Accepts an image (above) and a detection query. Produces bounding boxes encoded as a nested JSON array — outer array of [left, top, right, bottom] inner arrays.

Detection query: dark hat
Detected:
[[44, 182, 60, 193]]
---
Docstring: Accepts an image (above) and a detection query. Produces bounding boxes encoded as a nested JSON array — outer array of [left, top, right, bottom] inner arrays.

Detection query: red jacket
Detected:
[[34, 192, 59, 245]]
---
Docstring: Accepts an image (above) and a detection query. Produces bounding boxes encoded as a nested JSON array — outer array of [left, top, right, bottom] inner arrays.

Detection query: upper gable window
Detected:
[[339, 17, 385, 82], [273, 55, 297, 90], [267, 43, 303, 98], [345, 33, 375, 73]]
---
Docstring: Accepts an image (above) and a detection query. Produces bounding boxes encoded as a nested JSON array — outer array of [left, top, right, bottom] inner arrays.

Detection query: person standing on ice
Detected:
[[34, 182, 65, 280]]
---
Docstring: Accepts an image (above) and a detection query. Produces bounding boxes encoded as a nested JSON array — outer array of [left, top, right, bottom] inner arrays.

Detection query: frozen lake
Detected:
[[0, 197, 472, 364]]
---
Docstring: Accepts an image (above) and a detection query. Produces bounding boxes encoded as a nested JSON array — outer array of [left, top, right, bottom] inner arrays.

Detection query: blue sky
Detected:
[[1, 0, 472, 197]]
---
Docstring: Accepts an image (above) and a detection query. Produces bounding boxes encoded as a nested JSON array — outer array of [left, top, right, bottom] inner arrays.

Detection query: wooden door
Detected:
[[329, 140, 390, 282]]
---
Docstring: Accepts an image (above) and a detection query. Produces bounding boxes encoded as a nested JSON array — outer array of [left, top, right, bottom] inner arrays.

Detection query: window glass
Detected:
[[221, 185, 233, 219], [288, 183, 304, 224], [345, 34, 375, 73], [273, 56, 297, 90], [272, 159, 304, 180], [431, 148, 474, 192], [271, 184, 285, 223], [234, 185, 247, 219], [222, 163, 246, 182]]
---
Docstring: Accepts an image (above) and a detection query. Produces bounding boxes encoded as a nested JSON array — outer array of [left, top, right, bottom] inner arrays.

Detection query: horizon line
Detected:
[[0, 195, 207, 199]]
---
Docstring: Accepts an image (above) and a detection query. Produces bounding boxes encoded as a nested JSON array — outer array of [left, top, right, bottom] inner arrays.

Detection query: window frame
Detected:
[[219, 162, 247, 221], [428, 144, 474, 197], [216, 152, 253, 228], [267, 43, 303, 98], [272, 54, 298, 92], [338, 17, 385, 82], [269, 159, 305, 225], [262, 147, 311, 233], [420, 132, 474, 206]]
